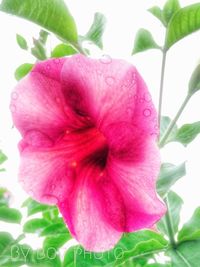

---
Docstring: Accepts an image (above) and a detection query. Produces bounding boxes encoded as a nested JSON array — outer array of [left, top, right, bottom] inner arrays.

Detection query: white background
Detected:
[[0, 0, 200, 246]]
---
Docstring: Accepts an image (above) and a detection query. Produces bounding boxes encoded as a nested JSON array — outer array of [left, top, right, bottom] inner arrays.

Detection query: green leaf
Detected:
[[63, 230, 168, 267], [132, 29, 160, 55], [44, 233, 71, 251], [157, 162, 186, 197], [0, 151, 7, 165], [31, 249, 61, 267], [84, 12, 106, 49], [40, 223, 69, 237], [174, 122, 200, 146], [51, 43, 77, 58], [0, 0, 78, 43], [0, 207, 22, 224], [178, 207, 200, 243], [0, 232, 14, 254], [31, 29, 49, 60], [39, 30, 49, 45], [23, 218, 50, 234], [145, 264, 171, 267], [0, 232, 15, 265], [31, 39, 47, 60], [15, 63, 33, 81], [1, 244, 33, 267], [188, 64, 200, 96], [160, 116, 178, 143], [148, 6, 165, 26], [157, 191, 183, 238], [166, 3, 200, 49], [168, 240, 200, 267], [22, 198, 51, 216], [16, 34, 28, 50], [163, 0, 180, 25]]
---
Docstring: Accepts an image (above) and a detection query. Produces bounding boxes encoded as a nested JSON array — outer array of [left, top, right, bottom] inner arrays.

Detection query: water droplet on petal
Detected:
[[46, 64, 51, 70], [121, 85, 127, 91], [105, 76, 115, 86], [11, 92, 18, 100], [134, 95, 138, 101], [10, 104, 16, 113], [139, 98, 144, 103], [100, 55, 112, 64], [144, 92, 152, 102], [54, 58, 61, 64], [143, 108, 151, 117], [96, 69, 102, 76]]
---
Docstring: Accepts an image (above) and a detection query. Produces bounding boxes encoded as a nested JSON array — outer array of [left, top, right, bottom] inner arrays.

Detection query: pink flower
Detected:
[[10, 54, 166, 252]]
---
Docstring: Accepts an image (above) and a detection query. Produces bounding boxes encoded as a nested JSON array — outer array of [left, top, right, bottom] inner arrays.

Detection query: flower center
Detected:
[[64, 126, 109, 170]]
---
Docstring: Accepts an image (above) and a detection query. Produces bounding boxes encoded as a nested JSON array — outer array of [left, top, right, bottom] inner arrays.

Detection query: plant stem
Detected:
[[164, 196, 177, 248], [72, 42, 87, 55], [158, 50, 167, 128], [159, 94, 191, 147]]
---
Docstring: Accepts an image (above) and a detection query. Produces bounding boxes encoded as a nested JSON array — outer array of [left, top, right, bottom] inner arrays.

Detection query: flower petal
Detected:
[[11, 58, 69, 141], [58, 165, 123, 252], [61, 55, 158, 147], [18, 140, 75, 205], [61, 55, 137, 129], [107, 140, 166, 231]]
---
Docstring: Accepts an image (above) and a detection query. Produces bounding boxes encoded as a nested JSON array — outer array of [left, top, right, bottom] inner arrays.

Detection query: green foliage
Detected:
[[63, 230, 168, 266], [166, 3, 200, 49], [174, 122, 200, 146], [146, 264, 171, 267], [188, 64, 200, 96], [178, 207, 200, 242], [16, 34, 28, 50], [157, 191, 183, 239], [0, 150, 7, 171], [0, 206, 22, 224], [160, 116, 200, 147], [163, 0, 180, 25], [148, 6, 165, 25], [160, 116, 178, 142], [22, 198, 52, 216], [83, 12, 106, 49], [157, 162, 186, 198], [23, 218, 50, 234], [51, 44, 77, 58], [132, 29, 160, 54], [0, 151, 7, 164], [168, 241, 200, 267], [0, 0, 78, 43], [31, 249, 62, 267], [44, 233, 71, 251], [0, 232, 15, 265], [146, 2, 200, 51], [15, 63, 33, 81], [31, 30, 48, 60], [40, 222, 69, 237]]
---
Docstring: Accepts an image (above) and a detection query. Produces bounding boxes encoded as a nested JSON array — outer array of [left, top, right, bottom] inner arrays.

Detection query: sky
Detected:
[[0, 0, 200, 246]]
